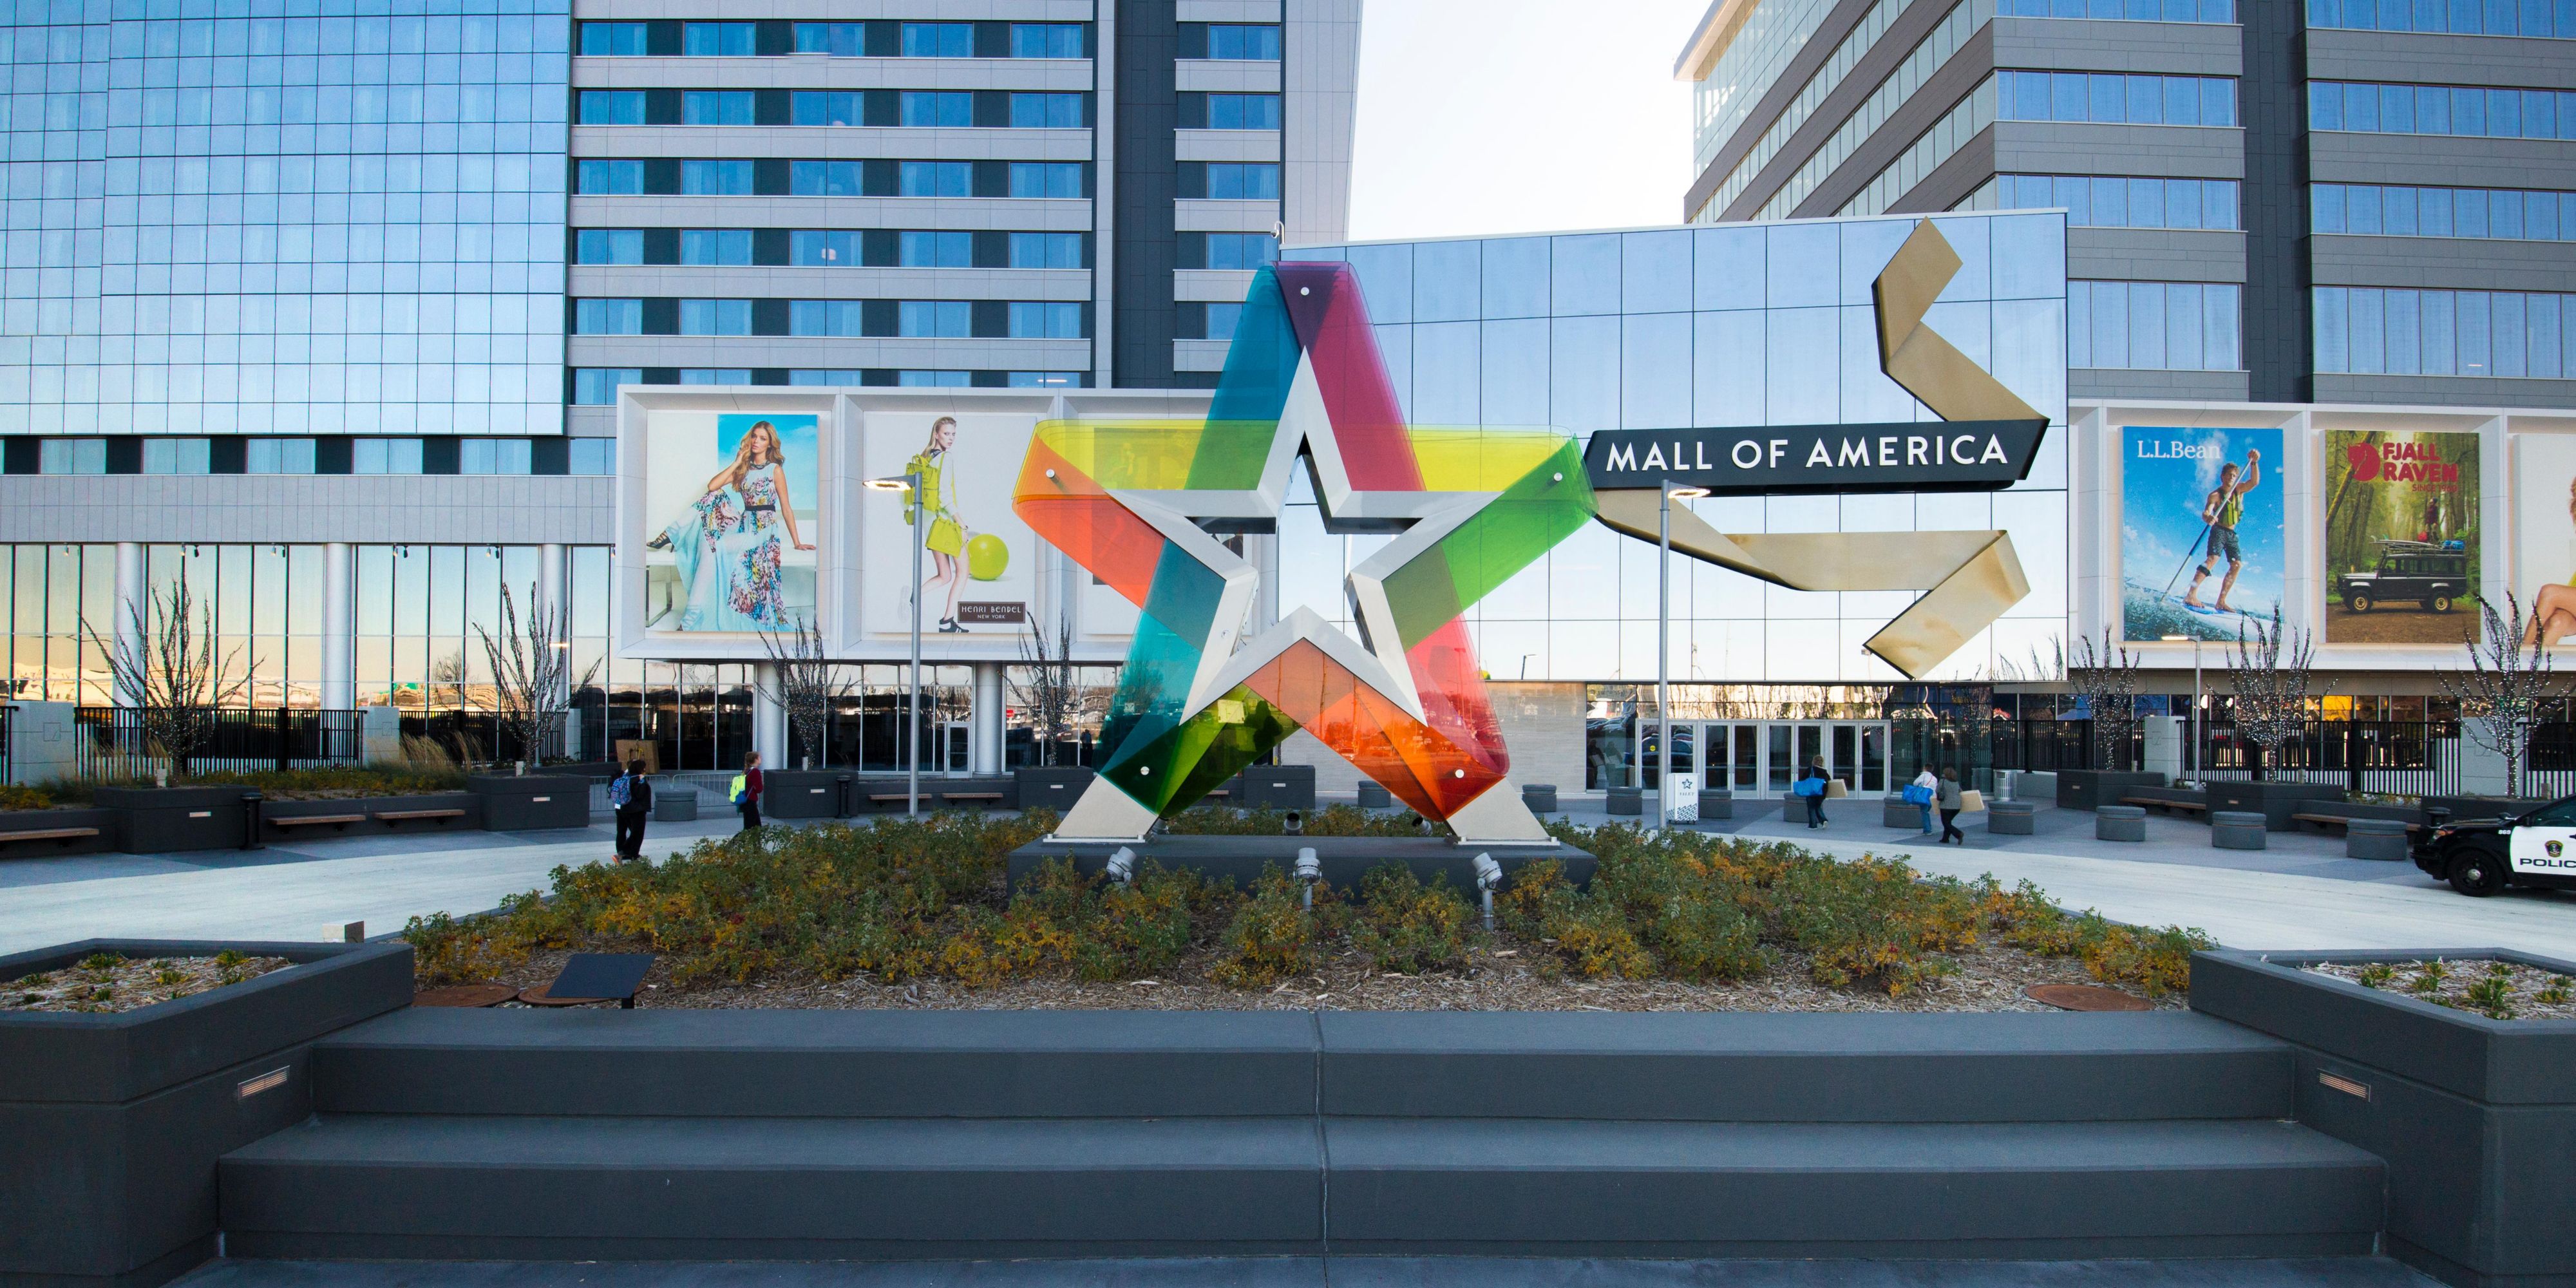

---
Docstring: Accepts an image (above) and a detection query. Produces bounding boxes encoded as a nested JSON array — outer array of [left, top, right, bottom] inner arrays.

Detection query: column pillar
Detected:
[[972, 661, 1005, 776], [535, 542, 570, 755], [111, 542, 144, 708], [751, 661, 789, 769], [321, 542, 355, 710]]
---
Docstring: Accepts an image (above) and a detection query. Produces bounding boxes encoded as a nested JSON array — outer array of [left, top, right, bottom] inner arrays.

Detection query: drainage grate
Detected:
[[237, 1066, 290, 1101], [2318, 1070, 2371, 1101]]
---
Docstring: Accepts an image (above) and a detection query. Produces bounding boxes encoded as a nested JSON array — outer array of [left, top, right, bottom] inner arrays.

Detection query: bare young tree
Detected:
[[2438, 593, 2563, 799], [2227, 605, 2334, 781], [754, 617, 850, 769], [473, 583, 598, 770], [2067, 629, 2142, 770], [86, 580, 246, 779], [1010, 616, 1079, 766]]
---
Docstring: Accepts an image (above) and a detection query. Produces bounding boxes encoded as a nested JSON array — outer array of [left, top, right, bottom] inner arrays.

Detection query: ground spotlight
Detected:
[[1472, 852, 1504, 933], [1283, 809, 1303, 835], [1295, 846, 1320, 909], [1104, 846, 1135, 886]]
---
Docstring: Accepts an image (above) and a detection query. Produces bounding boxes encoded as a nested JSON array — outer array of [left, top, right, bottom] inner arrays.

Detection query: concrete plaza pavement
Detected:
[[3, 793, 2571, 957]]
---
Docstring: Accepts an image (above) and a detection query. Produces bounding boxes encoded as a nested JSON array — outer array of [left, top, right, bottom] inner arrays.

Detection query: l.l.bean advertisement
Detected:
[[862, 411, 1041, 641], [2121, 426, 2284, 642], [2322, 429, 2478, 644]]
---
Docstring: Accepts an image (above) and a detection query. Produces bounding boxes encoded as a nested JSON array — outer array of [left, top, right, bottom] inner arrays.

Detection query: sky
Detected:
[[1346, 0, 1708, 242]]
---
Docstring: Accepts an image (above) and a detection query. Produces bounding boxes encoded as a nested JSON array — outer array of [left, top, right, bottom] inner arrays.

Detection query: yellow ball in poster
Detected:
[[966, 533, 1010, 581]]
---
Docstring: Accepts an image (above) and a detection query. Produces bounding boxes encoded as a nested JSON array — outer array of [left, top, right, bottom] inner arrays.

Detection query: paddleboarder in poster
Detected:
[[2183, 450, 2260, 614]]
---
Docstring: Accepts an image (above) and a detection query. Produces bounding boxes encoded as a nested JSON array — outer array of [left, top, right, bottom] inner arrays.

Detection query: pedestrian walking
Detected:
[[1796, 756, 1830, 829], [733, 752, 764, 831], [609, 759, 654, 862], [1909, 766, 1938, 833], [1937, 768, 1965, 844]]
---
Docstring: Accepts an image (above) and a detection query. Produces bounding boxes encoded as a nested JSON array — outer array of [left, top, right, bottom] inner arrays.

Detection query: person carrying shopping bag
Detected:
[[1794, 757, 1830, 829], [1937, 768, 1966, 844], [1907, 766, 1938, 833]]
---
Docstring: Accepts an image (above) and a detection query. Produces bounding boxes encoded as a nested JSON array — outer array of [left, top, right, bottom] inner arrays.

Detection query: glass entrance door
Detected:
[[1723, 719, 1891, 797]]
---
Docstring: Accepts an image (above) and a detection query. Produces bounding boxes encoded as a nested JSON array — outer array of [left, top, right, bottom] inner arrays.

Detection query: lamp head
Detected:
[[1667, 484, 1711, 500], [1104, 846, 1135, 885], [1294, 846, 1320, 883], [863, 476, 911, 492]]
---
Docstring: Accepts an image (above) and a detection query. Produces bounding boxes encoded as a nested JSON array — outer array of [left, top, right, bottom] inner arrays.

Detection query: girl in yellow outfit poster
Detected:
[[908, 417, 972, 633], [867, 411, 1037, 643]]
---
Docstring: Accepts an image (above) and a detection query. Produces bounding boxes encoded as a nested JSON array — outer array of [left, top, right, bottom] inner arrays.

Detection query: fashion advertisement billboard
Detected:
[[860, 410, 1041, 641], [641, 411, 822, 632], [2322, 429, 2478, 644], [2514, 434, 2576, 646], [2121, 426, 2284, 642]]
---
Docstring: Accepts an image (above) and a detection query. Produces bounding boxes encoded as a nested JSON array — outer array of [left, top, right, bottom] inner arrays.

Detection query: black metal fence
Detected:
[[401, 710, 566, 767], [1991, 719, 2141, 773], [75, 706, 361, 778], [1993, 717, 2468, 797]]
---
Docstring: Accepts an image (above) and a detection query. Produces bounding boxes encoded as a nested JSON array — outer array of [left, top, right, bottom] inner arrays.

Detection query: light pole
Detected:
[[866, 470, 926, 815], [2161, 633, 2202, 781], [1657, 480, 1710, 830]]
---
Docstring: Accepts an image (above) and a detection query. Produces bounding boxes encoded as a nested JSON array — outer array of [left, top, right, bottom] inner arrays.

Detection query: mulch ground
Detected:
[[3, 954, 293, 1014], [2306, 958, 2576, 1021]]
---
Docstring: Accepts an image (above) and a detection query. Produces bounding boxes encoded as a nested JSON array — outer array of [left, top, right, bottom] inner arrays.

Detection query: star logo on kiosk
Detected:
[[1013, 263, 1595, 843]]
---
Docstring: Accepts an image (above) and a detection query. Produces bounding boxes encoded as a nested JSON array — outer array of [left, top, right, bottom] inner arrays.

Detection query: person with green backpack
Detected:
[[730, 752, 764, 831]]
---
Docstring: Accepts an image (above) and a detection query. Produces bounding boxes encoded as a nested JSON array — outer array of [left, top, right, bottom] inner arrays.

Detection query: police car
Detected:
[[2414, 795, 2576, 896]]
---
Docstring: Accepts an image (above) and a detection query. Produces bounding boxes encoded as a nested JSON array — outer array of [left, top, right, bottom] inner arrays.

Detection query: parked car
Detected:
[[2413, 794, 2576, 895], [2336, 539, 2466, 614]]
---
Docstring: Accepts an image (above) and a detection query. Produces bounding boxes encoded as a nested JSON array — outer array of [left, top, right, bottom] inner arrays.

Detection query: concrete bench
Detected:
[[269, 813, 366, 830], [1989, 800, 2038, 835], [1358, 782, 1393, 809], [2291, 811, 2420, 834], [0, 826, 101, 844], [2095, 804, 2146, 842], [374, 808, 466, 823], [1520, 784, 1557, 813], [940, 791, 1005, 805], [2121, 795, 2207, 815], [2345, 817, 2413, 861], [2211, 810, 2268, 850], [1883, 796, 1926, 829], [1605, 786, 1643, 817]]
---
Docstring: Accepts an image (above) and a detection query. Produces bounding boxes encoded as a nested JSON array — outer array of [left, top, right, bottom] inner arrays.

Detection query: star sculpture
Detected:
[[1014, 262, 1596, 843]]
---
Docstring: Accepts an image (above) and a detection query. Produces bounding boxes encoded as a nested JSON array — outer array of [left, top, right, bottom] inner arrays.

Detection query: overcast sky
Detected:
[[1345, 0, 1709, 242]]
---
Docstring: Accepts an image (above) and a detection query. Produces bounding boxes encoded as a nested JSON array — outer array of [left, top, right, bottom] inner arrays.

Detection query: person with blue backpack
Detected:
[[1794, 756, 1830, 829], [609, 759, 653, 863], [1906, 766, 1938, 833], [730, 752, 764, 831]]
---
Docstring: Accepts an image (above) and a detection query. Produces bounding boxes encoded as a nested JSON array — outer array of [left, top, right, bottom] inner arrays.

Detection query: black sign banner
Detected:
[[1583, 419, 2047, 496]]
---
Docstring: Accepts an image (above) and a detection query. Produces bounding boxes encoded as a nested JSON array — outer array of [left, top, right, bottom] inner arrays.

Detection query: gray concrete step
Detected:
[[218, 1115, 2382, 1261]]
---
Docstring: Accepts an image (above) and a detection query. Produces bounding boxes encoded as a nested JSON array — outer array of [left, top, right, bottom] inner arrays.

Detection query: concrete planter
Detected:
[[1015, 766, 1095, 815], [1236, 764, 1315, 811], [1355, 782, 1393, 809], [2346, 819, 2410, 860], [2096, 804, 2146, 841], [1521, 784, 1558, 813], [91, 786, 255, 854], [259, 793, 480, 839], [1604, 786, 1642, 816], [0, 938, 413, 1288], [1696, 790, 1732, 820], [762, 770, 843, 819], [650, 779, 701, 822], [2054, 770, 2166, 811], [2204, 781, 2349, 831], [2421, 795, 2555, 827], [1882, 796, 1923, 829], [1990, 800, 2038, 835], [2210, 811, 2268, 850], [464, 775, 589, 831], [0, 806, 118, 858], [2191, 949, 2576, 1288]]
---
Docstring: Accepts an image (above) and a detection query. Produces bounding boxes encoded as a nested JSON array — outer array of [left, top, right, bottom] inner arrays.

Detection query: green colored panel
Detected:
[[1381, 439, 1595, 650]]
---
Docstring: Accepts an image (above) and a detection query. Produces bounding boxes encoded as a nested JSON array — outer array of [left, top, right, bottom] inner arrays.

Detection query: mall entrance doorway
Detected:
[[1638, 721, 1891, 799]]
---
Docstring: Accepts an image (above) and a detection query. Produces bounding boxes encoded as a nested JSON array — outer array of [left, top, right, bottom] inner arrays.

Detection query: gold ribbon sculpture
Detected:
[[1593, 218, 2041, 679]]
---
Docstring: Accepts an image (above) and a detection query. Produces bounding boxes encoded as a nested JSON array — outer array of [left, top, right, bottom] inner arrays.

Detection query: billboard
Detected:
[[860, 410, 1042, 641], [641, 411, 822, 632], [2515, 434, 2576, 646], [2121, 426, 2284, 641], [2322, 429, 2478, 644]]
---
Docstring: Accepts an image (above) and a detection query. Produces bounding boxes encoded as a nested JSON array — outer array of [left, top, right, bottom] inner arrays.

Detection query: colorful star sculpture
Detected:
[[1013, 262, 1596, 842]]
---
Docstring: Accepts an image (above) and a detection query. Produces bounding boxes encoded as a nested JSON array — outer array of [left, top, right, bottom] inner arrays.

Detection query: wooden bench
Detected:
[[0, 826, 100, 845], [2292, 811, 2421, 834], [868, 793, 913, 805], [269, 813, 366, 830], [2119, 796, 2208, 815], [940, 791, 1005, 804], [374, 808, 467, 824]]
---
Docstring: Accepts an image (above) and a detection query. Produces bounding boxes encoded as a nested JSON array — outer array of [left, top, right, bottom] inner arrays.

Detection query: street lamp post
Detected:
[[1658, 481, 1710, 830], [866, 471, 927, 815]]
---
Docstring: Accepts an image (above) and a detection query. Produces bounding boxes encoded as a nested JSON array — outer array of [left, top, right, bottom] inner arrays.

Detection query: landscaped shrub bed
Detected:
[[405, 808, 2214, 1005], [2, 949, 292, 1014], [2308, 958, 2576, 1020]]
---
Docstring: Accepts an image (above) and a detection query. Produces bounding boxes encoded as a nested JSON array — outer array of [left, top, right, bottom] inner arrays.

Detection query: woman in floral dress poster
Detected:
[[649, 419, 815, 630]]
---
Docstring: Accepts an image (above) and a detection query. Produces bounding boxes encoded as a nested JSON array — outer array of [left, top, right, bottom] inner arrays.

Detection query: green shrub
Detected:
[[1211, 867, 1338, 988], [1350, 864, 1479, 974]]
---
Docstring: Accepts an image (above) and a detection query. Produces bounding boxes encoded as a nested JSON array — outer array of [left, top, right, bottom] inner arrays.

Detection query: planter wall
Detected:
[[259, 793, 481, 839], [0, 807, 118, 858], [761, 770, 844, 819], [465, 775, 589, 831], [2192, 949, 2576, 1288], [91, 786, 254, 854], [2204, 781, 2349, 831], [0, 938, 413, 1288], [2054, 770, 2166, 811], [1235, 764, 1316, 811], [2009, 772, 2058, 803], [1016, 766, 1094, 814]]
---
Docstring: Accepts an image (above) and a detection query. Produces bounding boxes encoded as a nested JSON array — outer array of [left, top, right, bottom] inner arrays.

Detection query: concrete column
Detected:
[[321, 542, 355, 710], [359, 704, 402, 764], [2142, 715, 2184, 783], [111, 542, 144, 708], [972, 661, 1005, 776], [7, 701, 78, 784], [750, 661, 788, 769], [535, 542, 570, 754], [2461, 716, 2511, 798]]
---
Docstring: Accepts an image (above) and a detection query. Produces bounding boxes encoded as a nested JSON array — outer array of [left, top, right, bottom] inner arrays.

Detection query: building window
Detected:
[[1199, 233, 1279, 270], [899, 91, 973, 128], [569, 440, 617, 476], [790, 301, 868, 336], [1008, 302, 1085, 338], [1009, 371, 1085, 388], [793, 91, 863, 127], [682, 22, 755, 56], [1204, 93, 1283, 130], [352, 439, 425, 474], [2309, 0, 2573, 36], [39, 439, 104, 474], [898, 231, 974, 267], [576, 160, 645, 194], [578, 90, 647, 125], [1979, 175, 2239, 229], [580, 21, 647, 55], [793, 23, 865, 55], [899, 301, 972, 337], [681, 160, 755, 195], [792, 231, 862, 265], [142, 438, 212, 475], [575, 229, 644, 264], [1009, 162, 1084, 198], [1012, 23, 1085, 57], [1204, 162, 1281, 200], [574, 299, 645, 334], [680, 230, 754, 265], [1206, 24, 1283, 59], [459, 439, 535, 475], [2310, 82, 2576, 138], [902, 161, 975, 196], [793, 161, 867, 197], [1009, 232, 1086, 269], [678, 299, 754, 336], [1996, 71, 2237, 126], [1187, 301, 1245, 339], [679, 369, 753, 384], [2000, 0, 2233, 18], [682, 91, 755, 126], [246, 439, 318, 474], [572, 369, 641, 404], [2315, 184, 2576, 240], [898, 370, 971, 387], [2069, 281, 2242, 370], [1009, 93, 1085, 129], [2315, 287, 2573, 377], [901, 22, 974, 57], [790, 369, 867, 384]]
